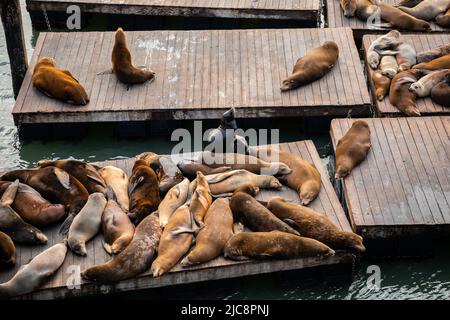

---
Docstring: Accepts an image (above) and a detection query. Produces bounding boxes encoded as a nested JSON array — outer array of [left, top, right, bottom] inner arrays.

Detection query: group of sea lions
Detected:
[[368, 30, 450, 115], [340, 0, 450, 30]]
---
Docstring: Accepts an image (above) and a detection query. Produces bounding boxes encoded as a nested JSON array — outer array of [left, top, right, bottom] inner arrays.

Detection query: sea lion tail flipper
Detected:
[[375, 23, 394, 29], [102, 241, 113, 255], [54, 168, 72, 190], [59, 214, 74, 235], [0, 179, 19, 206], [212, 192, 233, 198], [129, 176, 144, 194], [283, 218, 299, 229], [87, 174, 107, 188], [171, 226, 196, 236], [256, 200, 268, 207], [97, 68, 113, 76]]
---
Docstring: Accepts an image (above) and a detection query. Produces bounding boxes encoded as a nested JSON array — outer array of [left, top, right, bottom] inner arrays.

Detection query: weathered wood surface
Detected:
[[12, 28, 371, 126], [327, 0, 448, 39], [0, 140, 354, 300], [363, 33, 450, 116], [330, 117, 450, 239], [26, 0, 320, 21]]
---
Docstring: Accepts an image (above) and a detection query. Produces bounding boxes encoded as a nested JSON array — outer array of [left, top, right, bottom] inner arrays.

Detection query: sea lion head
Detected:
[[340, 0, 357, 18], [416, 20, 432, 32], [280, 75, 301, 92], [382, 67, 397, 79], [115, 27, 126, 47], [269, 162, 292, 176], [233, 183, 259, 197], [409, 81, 425, 96], [68, 238, 87, 256], [37, 57, 56, 67], [268, 177, 283, 190], [368, 51, 380, 70], [299, 190, 316, 206], [335, 159, 352, 179], [341, 232, 366, 253], [65, 84, 90, 106], [220, 107, 237, 129]]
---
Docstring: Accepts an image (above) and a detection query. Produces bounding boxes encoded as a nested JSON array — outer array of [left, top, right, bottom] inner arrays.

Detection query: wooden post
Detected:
[[0, 0, 28, 98]]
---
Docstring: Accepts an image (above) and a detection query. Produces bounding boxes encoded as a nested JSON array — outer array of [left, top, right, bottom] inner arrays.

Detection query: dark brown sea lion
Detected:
[[38, 159, 106, 195], [280, 41, 339, 91], [177, 160, 231, 178], [398, 0, 424, 7], [0, 180, 47, 245], [81, 214, 161, 283], [431, 75, 450, 107], [413, 54, 450, 70], [229, 185, 300, 236], [128, 160, 161, 225], [0, 181, 65, 227], [389, 69, 428, 116], [417, 43, 450, 63], [181, 198, 234, 267], [1, 167, 89, 235], [436, 9, 450, 27], [372, 70, 391, 101], [0, 231, 16, 269], [224, 231, 335, 260], [112, 28, 155, 85], [335, 120, 371, 179], [267, 197, 366, 252], [32, 57, 89, 105], [377, 2, 431, 31]]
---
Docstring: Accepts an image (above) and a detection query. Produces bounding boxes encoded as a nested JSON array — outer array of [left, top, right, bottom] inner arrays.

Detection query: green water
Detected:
[[0, 1, 449, 300]]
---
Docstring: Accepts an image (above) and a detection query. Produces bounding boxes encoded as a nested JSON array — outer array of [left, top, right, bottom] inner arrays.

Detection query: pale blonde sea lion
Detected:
[[399, 0, 450, 21], [189, 172, 213, 229], [98, 165, 129, 212], [158, 178, 190, 228], [380, 55, 399, 78], [409, 69, 450, 97]]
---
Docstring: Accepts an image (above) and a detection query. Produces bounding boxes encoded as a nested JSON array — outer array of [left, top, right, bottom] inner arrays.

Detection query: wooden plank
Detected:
[[13, 28, 371, 127], [330, 117, 450, 239], [0, 140, 353, 299], [362, 33, 450, 117]]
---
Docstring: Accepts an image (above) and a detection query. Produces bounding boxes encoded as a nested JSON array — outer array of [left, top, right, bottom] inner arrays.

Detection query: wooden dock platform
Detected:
[[12, 28, 372, 129], [326, 0, 449, 42], [363, 33, 450, 117], [0, 140, 355, 299], [330, 117, 450, 240]]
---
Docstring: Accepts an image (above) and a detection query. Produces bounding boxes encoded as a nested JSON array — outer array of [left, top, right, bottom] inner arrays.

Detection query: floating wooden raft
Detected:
[[363, 33, 450, 117], [26, 0, 320, 21], [0, 140, 354, 300], [12, 28, 371, 128], [330, 117, 450, 239], [327, 0, 449, 41]]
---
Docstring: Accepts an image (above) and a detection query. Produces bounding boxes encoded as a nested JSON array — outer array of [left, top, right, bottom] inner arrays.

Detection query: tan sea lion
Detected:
[[380, 55, 399, 78], [395, 43, 417, 72], [389, 69, 428, 116], [82, 214, 161, 283], [181, 198, 234, 267], [367, 30, 401, 70], [102, 188, 135, 255], [98, 165, 129, 212], [177, 160, 231, 178], [340, 0, 378, 20], [0, 181, 65, 227], [230, 185, 300, 236], [417, 43, 450, 63], [372, 70, 391, 101], [409, 69, 450, 97], [398, 0, 450, 21], [0, 231, 16, 269], [1, 167, 89, 235], [335, 120, 371, 179], [251, 147, 321, 206], [112, 28, 155, 85], [68, 193, 107, 256], [431, 75, 450, 107], [199, 151, 292, 176], [436, 8, 450, 27], [189, 172, 213, 229], [280, 41, 339, 91], [224, 231, 335, 260], [158, 178, 190, 228], [413, 54, 450, 70], [151, 204, 194, 277], [377, 2, 431, 31], [128, 160, 160, 225], [38, 159, 106, 195], [32, 57, 89, 105], [0, 241, 67, 298], [267, 197, 365, 252], [0, 180, 48, 245]]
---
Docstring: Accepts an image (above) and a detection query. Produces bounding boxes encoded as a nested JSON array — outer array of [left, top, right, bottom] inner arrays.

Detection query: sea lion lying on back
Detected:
[[158, 178, 190, 228], [38, 159, 106, 195], [398, 0, 450, 21], [112, 28, 155, 85], [395, 43, 417, 72], [0, 231, 16, 269], [380, 55, 399, 78], [367, 30, 401, 70], [417, 43, 450, 63], [281, 41, 339, 91], [189, 172, 213, 229], [32, 57, 89, 105], [413, 54, 450, 70]]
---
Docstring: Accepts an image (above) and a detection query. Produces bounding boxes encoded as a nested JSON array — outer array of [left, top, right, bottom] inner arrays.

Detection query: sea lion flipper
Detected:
[[129, 176, 144, 194], [171, 226, 196, 236], [54, 168, 71, 190], [0, 179, 19, 206], [256, 200, 268, 207], [87, 174, 106, 188], [283, 218, 299, 229], [97, 68, 113, 76], [212, 192, 233, 198], [207, 170, 243, 184], [102, 241, 113, 255], [59, 214, 74, 235]]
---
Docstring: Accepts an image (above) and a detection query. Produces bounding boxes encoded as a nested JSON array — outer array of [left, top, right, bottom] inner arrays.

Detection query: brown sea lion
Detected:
[[151, 204, 193, 277], [280, 41, 339, 91], [436, 9, 450, 27], [177, 160, 232, 178], [32, 57, 89, 105], [372, 70, 391, 101], [340, 0, 378, 20], [102, 188, 135, 255], [199, 151, 292, 176], [224, 231, 335, 260], [398, 0, 450, 21], [398, 0, 424, 7], [230, 185, 300, 235], [389, 69, 428, 116], [1, 167, 89, 235], [0, 181, 65, 227], [181, 198, 234, 267], [413, 54, 450, 70], [190, 172, 213, 229], [395, 43, 417, 72], [128, 160, 160, 225], [431, 75, 450, 107], [267, 197, 366, 252], [409, 69, 450, 97], [158, 178, 190, 228], [82, 214, 161, 283], [377, 2, 431, 31], [367, 30, 401, 70], [0, 241, 67, 298], [335, 120, 371, 179], [38, 159, 106, 195], [112, 28, 155, 85], [417, 43, 450, 63], [251, 147, 321, 206], [0, 180, 48, 245], [0, 231, 16, 269], [98, 165, 129, 211]]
